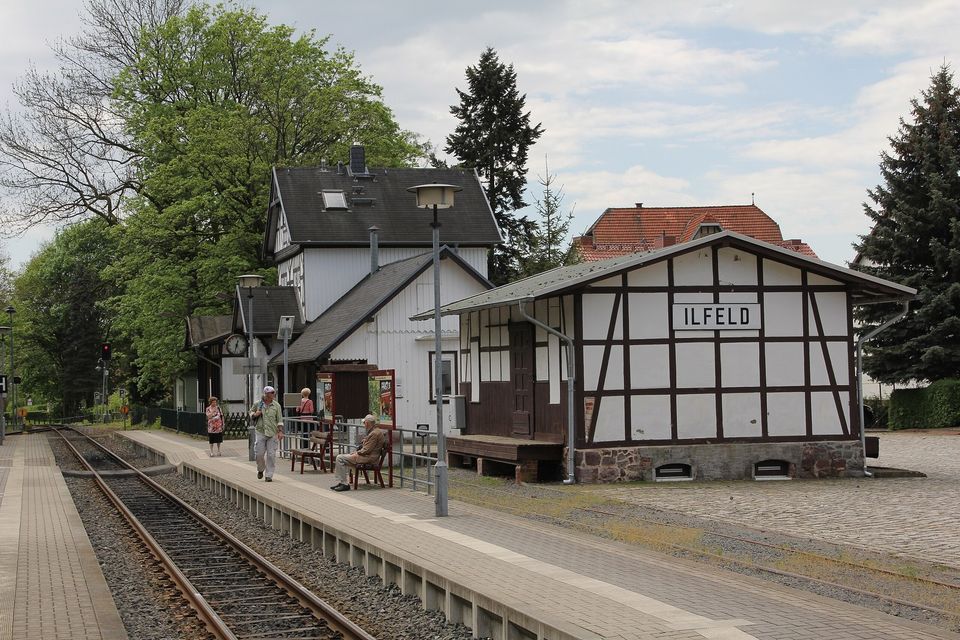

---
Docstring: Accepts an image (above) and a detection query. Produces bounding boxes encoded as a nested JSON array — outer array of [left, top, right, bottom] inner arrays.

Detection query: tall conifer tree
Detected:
[[855, 65, 960, 383], [446, 47, 544, 285]]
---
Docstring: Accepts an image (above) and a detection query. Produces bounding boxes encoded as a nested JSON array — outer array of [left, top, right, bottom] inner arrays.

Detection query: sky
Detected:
[[0, 0, 958, 268]]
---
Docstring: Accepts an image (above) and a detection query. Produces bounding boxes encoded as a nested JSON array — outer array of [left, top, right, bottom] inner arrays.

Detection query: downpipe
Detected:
[[517, 301, 577, 484], [856, 301, 909, 478]]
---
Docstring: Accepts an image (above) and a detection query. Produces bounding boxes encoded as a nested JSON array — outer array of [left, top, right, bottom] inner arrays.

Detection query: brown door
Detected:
[[510, 322, 535, 437]]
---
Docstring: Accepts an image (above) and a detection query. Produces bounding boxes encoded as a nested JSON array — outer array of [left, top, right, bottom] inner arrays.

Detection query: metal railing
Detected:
[[278, 419, 441, 493]]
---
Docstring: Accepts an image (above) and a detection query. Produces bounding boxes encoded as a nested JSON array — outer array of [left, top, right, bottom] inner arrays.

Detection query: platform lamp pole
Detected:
[[238, 275, 263, 461], [0, 326, 7, 443], [408, 182, 461, 517], [5, 307, 14, 429]]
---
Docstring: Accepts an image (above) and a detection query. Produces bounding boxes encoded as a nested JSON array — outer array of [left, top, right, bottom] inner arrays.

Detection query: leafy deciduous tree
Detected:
[[12, 220, 118, 415]]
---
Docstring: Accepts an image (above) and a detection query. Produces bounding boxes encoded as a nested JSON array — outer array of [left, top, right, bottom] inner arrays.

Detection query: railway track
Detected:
[[449, 476, 960, 622], [54, 427, 377, 640]]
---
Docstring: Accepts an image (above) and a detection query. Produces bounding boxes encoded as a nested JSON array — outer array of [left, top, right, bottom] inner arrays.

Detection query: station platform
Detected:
[[0, 433, 126, 640], [120, 429, 958, 640]]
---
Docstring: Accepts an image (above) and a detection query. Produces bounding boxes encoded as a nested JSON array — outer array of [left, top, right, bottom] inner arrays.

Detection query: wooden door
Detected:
[[510, 322, 535, 437]]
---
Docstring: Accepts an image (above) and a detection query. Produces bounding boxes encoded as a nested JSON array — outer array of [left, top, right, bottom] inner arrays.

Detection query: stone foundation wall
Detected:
[[572, 440, 865, 483]]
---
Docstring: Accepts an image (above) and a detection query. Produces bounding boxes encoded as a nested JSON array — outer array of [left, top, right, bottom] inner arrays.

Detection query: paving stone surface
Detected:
[[122, 429, 960, 640], [0, 433, 126, 640], [597, 431, 960, 569]]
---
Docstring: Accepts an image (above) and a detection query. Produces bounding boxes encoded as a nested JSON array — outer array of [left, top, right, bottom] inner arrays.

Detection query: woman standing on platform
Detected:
[[296, 388, 315, 423], [205, 397, 225, 457]]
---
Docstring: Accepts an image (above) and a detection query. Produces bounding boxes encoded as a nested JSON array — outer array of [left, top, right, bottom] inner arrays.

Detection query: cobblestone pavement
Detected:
[[598, 431, 960, 569]]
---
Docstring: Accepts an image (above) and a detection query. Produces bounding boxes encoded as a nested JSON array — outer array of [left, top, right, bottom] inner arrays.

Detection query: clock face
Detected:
[[225, 334, 248, 355]]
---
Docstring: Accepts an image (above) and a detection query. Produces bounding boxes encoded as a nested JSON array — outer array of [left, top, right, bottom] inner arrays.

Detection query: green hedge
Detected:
[[889, 379, 960, 430]]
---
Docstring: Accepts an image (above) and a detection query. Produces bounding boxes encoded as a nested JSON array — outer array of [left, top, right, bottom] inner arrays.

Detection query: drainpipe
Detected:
[[517, 301, 577, 484], [856, 301, 909, 478]]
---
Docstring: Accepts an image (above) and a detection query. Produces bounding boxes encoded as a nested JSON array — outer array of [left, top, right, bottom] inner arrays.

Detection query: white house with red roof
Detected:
[[573, 204, 816, 262]]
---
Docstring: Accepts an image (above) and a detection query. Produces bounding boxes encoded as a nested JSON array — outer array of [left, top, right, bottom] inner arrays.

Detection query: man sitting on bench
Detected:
[[330, 414, 387, 492]]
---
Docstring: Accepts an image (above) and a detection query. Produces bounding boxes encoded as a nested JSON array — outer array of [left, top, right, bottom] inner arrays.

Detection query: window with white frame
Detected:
[[429, 351, 458, 403], [321, 190, 348, 210]]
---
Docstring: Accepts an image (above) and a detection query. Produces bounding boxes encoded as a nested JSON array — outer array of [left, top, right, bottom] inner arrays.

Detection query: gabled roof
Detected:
[[574, 204, 817, 261], [263, 165, 502, 258], [420, 231, 915, 319], [233, 286, 306, 337], [275, 248, 491, 365], [185, 315, 233, 348]]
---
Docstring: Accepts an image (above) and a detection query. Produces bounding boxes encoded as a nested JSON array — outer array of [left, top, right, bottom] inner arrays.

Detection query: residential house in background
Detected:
[[573, 204, 817, 261]]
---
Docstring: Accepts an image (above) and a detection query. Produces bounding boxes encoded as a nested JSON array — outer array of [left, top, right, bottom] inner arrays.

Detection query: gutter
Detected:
[[856, 301, 909, 477], [517, 301, 577, 485]]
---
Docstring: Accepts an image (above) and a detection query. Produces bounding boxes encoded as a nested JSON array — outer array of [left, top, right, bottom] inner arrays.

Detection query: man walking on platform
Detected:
[[331, 414, 387, 491], [251, 386, 284, 482]]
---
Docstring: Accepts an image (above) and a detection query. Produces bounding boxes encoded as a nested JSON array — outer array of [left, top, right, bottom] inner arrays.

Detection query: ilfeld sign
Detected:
[[672, 303, 761, 331]]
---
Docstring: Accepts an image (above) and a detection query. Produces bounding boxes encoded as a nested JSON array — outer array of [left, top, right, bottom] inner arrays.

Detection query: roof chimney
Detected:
[[635, 202, 643, 208], [350, 143, 366, 175], [369, 225, 380, 274]]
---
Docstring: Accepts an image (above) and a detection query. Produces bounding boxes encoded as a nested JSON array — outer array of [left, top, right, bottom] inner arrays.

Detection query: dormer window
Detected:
[[694, 223, 722, 239], [322, 190, 348, 210]]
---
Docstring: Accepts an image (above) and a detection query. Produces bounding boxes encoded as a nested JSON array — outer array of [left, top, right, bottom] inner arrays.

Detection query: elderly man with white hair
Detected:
[[251, 385, 284, 482], [331, 414, 388, 492]]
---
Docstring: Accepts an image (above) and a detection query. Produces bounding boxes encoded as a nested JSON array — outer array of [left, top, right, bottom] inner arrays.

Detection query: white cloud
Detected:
[[835, 0, 960, 54]]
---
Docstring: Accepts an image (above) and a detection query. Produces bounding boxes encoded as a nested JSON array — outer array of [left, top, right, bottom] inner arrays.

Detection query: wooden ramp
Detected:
[[446, 435, 563, 482]]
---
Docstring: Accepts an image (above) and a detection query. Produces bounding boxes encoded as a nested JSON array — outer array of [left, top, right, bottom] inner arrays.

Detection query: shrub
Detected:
[[889, 379, 960, 430], [863, 396, 889, 428]]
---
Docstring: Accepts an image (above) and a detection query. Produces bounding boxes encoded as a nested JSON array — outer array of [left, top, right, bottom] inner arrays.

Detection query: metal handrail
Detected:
[[280, 418, 438, 493]]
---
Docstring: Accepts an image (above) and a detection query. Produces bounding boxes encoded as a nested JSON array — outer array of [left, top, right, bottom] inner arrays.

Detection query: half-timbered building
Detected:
[[430, 231, 915, 482]]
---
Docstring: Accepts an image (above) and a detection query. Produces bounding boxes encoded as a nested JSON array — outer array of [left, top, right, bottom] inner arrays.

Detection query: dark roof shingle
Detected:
[[234, 286, 305, 336], [272, 166, 502, 249]]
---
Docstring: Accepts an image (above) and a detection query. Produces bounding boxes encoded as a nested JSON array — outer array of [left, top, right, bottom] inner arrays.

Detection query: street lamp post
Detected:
[[0, 326, 7, 444], [407, 183, 461, 517], [238, 275, 263, 461], [6, 307, 14, 429]]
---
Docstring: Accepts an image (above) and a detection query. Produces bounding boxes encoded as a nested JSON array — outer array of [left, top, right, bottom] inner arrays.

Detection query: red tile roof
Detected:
[[573, 204, 818, 261]]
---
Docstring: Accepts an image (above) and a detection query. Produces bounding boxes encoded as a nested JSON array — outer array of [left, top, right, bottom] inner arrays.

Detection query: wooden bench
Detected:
[[290, 430, 332, 474]]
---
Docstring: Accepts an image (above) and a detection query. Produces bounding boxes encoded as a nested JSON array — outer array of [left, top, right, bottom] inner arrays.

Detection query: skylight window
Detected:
[[322, 190, 348, 210]]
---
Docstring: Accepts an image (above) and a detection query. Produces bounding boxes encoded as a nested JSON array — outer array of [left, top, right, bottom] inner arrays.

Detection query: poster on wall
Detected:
[[367, 369, 396, 428], [316, 372, 335, 426]]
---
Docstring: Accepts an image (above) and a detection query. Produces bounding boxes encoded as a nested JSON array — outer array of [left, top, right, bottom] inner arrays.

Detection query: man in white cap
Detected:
[[331, 414, 388, 491], [251, 386, 284, 482]]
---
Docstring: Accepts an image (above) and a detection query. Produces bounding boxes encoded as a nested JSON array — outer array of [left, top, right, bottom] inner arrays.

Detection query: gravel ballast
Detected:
[[51, 431, 479, 640]]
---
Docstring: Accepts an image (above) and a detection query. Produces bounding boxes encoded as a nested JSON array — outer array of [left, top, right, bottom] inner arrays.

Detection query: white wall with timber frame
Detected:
[[577, 244, 856, 448], [459, 243, 858, 449]]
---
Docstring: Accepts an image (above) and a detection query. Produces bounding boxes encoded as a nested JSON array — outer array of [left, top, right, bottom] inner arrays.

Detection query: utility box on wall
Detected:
[[444, 395, 466, 435]]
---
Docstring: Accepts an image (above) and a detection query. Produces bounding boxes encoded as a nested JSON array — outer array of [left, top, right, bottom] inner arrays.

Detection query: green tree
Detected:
[[854, 65, 960, 383], [446, 47, 544, 285], [12, 220, 118, 415], [520, 158, 579, 277], [108, 4, 422, 399]]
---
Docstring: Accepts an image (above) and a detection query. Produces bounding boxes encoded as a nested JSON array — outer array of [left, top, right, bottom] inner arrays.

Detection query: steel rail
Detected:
[[53, 428, 237, 640], [56, 427, 377, 640]]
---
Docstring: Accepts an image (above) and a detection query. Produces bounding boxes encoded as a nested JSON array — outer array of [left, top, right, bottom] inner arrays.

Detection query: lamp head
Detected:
[[4, 305, 14, 315], [237, 274, 263, 289], [406, 183, 462, 210]]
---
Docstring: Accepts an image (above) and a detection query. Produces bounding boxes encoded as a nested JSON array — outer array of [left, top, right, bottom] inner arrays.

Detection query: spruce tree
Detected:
[[520, 158, 579, 277], [446, 47, 544, 285], [855, 65, 960, 383]]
